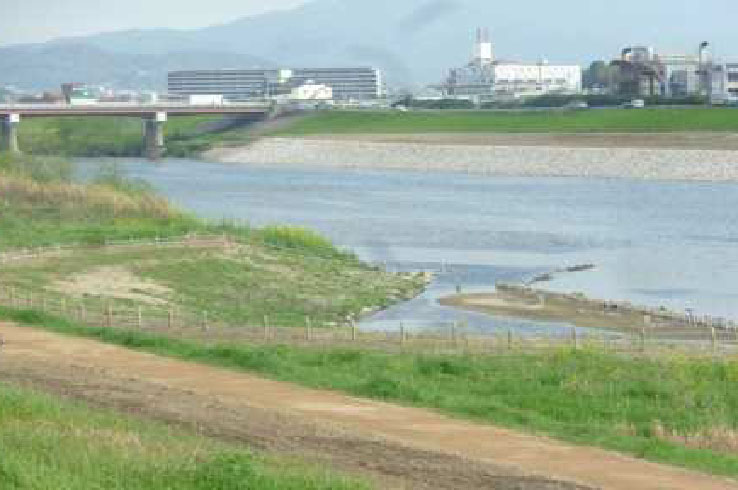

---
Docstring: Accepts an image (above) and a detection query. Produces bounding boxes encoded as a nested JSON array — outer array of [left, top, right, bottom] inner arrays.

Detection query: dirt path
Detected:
[[2, 323, 737, 490]]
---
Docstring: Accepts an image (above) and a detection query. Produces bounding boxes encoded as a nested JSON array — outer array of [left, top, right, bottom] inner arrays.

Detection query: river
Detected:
[[77, 158, 738, 334]]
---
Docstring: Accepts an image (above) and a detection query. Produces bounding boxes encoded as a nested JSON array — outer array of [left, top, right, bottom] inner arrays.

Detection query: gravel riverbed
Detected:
[[206, 137, 738, 181]]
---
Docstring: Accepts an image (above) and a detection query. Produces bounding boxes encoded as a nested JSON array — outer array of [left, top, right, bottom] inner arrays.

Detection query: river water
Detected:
[[77, 158, 738, 334]]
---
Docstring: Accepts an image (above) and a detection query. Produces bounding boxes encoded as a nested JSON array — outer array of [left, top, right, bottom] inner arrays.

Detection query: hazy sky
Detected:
[[1, 0, 307, 45]]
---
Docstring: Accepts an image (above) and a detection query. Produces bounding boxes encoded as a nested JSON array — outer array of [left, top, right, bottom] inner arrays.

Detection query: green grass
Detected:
[[275, 108, 738, 135], [0, 153, 424, 326], [17, 115, 239, 158], [0, 381, 368, 489], [0, 243, 421, 327], [5, 306, 738, 479]]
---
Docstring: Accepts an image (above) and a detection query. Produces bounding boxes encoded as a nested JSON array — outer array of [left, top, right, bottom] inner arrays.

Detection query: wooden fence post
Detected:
[[305, 316, 312, 342], [400, 322, 406, 346], [137, 306, 143, 329], [106, 303, 113, 328], [168, 307, 174, 329], [351, 319, 357, 342], [263, 315, 270, 341], [202, 311, 209, 332], [507, 329, 513, 351], [711, 327, 717, 354], [640, 327, 646, 353]]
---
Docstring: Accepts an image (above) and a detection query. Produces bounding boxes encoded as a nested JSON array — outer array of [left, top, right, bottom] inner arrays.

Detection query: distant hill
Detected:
[[2, 0, 736, 91], [0, 43, 270, 91]]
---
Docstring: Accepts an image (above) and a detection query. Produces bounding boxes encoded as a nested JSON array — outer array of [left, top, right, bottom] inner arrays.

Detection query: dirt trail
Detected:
[[2, 323, 737, 490]]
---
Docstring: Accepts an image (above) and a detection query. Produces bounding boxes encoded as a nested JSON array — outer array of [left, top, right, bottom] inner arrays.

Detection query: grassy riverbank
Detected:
[[0, 153, 425, 326], [15, 108, 738, 160], [276, 108, 738, 135], [4, 306, 738, 479], [16, 115, 254, 158], [0, 382, 367, 489]]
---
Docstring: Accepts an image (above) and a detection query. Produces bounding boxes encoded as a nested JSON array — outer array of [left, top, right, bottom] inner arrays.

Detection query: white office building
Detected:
[[168, 67, 385, 101]]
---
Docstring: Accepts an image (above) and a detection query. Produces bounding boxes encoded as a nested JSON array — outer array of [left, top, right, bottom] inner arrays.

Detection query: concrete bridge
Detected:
[[0, 103, 272, 159]]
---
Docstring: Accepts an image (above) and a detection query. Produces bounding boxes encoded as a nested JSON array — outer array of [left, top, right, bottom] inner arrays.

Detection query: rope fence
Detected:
[[1, 279, 736, 358]]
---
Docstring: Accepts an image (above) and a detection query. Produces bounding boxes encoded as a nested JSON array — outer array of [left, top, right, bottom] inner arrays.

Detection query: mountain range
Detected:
[[1, 0, 736, 91]]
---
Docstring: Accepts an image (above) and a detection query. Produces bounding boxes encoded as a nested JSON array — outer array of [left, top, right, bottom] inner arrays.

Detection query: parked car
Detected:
[[623, 99, 645, 109], [566, 100, 589, 109]]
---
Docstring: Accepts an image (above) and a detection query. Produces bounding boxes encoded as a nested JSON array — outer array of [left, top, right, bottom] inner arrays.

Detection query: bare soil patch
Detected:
[[52, 266, 173, 305]]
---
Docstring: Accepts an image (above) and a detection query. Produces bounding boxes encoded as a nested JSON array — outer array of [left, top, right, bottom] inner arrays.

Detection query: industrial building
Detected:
[[607, 43, 735, 101], [712, 63, 738, 102], [168, 67, 385, 101], [440, 28, 582, 102]]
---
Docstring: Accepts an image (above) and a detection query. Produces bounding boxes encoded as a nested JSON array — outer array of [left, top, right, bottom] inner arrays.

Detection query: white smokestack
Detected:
[[473, 27, 494, 66]]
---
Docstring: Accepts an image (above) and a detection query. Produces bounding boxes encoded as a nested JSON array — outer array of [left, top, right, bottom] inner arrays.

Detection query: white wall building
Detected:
[[493, 62, 582, 97], [711, 62, 738, 103], [290, 82, 333, 100], [725, 63, 738, 100]]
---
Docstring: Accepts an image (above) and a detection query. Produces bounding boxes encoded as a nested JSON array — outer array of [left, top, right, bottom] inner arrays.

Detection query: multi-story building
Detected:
[[168, 67, 385, 101], [441, 28, 581, 102]]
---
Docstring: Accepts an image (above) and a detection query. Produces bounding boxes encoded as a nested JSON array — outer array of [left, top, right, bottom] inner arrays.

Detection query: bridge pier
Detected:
[[1, 114, 20, 154], [143, 112, 167, 160]]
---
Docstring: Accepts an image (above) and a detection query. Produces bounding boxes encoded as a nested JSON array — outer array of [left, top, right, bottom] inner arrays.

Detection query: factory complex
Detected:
[[439, 28, 582, 103], [606, 45, 738, 102]]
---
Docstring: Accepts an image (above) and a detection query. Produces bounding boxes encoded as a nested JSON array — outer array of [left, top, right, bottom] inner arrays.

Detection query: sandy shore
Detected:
[[440, 284, 734, 341], [205, 134, 738, 181]]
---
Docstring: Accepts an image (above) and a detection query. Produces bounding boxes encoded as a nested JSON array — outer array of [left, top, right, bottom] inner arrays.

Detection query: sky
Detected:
[[0, 0, 307, 46]]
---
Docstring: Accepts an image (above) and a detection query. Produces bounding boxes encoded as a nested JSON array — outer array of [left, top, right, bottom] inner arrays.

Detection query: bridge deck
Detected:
[[0, 104, 271, 117]]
